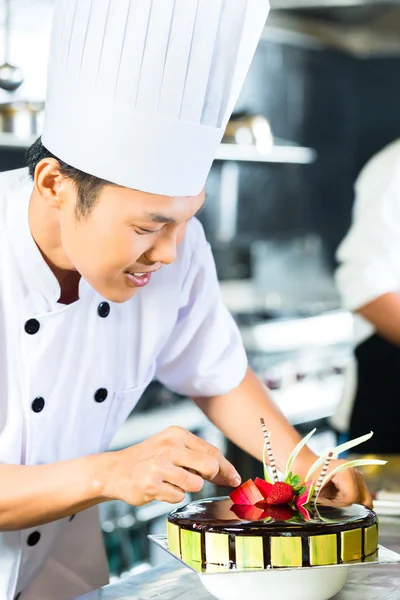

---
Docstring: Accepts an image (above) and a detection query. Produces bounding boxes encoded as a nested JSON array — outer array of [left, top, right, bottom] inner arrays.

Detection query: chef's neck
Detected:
[[28, 188, 81, 305]]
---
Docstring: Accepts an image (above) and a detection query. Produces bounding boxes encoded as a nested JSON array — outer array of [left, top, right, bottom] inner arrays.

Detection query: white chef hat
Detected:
[[42, 0, 269, 197]]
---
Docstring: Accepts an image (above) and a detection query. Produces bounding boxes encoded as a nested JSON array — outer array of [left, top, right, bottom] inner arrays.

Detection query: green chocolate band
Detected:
[[309, 534, 337, 566], [270, 536, 302, 567], [167, 514, 379, 570], [236, 536, 264, 569]]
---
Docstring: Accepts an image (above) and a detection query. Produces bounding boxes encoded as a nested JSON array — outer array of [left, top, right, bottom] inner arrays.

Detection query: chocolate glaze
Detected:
[[168, 497, 377, 536]]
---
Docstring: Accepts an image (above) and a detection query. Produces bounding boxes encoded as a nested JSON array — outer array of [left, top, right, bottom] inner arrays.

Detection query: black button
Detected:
[[27, 531, 41, 546], [32, 397, 45, 413], [98, 302, 110, 318], [14, 594, 21, 600], [94, 388, 108, 403], [69, 514, 76, 522], [25, 319, 40, 335]]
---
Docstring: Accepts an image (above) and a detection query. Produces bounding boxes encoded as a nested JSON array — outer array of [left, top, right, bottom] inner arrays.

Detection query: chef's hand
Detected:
[[102, 426, 241, 506], [317, 459, 373, 509]]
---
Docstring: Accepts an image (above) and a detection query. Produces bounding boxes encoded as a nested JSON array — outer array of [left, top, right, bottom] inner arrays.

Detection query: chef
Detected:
[[334, 138, 400, 453], [0, 1, 371, 599]]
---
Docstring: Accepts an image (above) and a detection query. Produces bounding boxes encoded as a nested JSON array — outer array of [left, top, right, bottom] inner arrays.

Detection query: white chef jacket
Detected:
[[0, 168, 247, 600], [332, 139, 400, 431]]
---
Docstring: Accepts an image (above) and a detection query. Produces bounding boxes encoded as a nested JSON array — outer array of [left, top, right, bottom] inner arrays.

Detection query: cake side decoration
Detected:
[[229, 418, 386, 512]]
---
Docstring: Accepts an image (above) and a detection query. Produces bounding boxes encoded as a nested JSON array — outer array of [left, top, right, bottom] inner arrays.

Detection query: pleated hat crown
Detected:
[[42, 0, 269, 196]]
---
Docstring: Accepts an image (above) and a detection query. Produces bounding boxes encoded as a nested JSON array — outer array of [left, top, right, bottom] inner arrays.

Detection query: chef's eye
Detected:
[[133, 227, 160, 235]]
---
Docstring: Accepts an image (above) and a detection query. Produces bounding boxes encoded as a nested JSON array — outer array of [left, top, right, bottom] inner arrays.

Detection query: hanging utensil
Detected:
[[0, 0, 23, 92]]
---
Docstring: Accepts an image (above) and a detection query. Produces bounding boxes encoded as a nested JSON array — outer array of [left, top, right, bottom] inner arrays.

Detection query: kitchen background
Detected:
[[1, 0, 400, 583]]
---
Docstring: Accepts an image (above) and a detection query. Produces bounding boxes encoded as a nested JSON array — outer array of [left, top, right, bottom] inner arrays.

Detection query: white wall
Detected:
[[0, 0, 53, 103]]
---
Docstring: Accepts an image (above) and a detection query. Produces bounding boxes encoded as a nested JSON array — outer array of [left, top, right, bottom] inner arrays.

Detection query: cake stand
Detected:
[[149, 535, 400, 600]]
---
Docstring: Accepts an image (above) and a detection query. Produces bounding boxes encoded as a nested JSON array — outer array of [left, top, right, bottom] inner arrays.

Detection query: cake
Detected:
[[166, 422, 385, 573], [167, 497, 378, 571]]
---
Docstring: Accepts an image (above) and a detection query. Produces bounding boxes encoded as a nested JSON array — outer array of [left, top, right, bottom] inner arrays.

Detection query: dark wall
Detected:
[[0, 148, 27, 172]]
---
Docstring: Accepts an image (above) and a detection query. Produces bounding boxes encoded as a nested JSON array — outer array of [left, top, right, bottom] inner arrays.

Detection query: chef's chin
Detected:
[[90, 282, 140, 304]]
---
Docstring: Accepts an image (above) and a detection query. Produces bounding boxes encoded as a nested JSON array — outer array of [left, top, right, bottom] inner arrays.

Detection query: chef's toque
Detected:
[[42, 0, 269, 196]]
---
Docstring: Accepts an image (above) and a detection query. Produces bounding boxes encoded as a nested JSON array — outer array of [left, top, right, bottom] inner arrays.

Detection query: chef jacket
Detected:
[[0, 168, 247, 600], [333, 138, 400, 432]]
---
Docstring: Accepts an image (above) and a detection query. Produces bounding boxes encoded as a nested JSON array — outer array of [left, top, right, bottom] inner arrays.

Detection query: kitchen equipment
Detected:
[[223, 113, 274, 154], [0, 100, 44, 137], [250, 234, 340, 313], [0, 0, 23, 92]]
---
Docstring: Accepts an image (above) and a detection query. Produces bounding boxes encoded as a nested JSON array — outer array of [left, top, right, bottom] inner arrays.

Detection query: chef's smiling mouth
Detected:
[[124, 266, 162, 276], [124, 266, 162, 288]]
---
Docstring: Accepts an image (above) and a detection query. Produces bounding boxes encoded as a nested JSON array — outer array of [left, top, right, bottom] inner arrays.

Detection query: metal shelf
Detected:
[[216, 140, 316, 164], [0, 132, 36, 149], [0, 132, 317, 165]]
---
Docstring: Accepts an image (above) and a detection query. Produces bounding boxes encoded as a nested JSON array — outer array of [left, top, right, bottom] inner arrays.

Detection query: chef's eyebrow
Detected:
[[147, 196, 207, 225]]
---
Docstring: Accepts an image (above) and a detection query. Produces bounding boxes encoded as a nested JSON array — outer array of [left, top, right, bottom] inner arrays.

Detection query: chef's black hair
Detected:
[[26, 137, 111, 217]]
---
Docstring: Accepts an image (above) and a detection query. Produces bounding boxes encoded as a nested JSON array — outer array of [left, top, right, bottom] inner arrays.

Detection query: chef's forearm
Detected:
[[193, 367, 316, 478], [0, 454, 110, 531], [357, 292, 400, 346]]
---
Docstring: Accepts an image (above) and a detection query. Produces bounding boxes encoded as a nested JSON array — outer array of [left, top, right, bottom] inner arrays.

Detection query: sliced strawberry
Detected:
[[297, 504, 312, 521], [295, 479, 314, 510], [230, 504, 265, 521], [229, 479, 264, 505], [254, 477, 274, 499], [265, 482, 295, 506]]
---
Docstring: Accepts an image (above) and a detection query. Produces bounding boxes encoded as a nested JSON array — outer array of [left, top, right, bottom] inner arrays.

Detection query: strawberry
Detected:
[[264, 482, 295, 506], [297, 504, 312, 521], [261, 505, 295, 521], [295, 479, 314, 511], [254, 477, 274, 499], [229, 479, 264, 506]]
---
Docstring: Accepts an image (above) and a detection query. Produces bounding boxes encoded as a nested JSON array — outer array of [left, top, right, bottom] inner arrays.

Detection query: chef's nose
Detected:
[[145, 229, 178, 265]]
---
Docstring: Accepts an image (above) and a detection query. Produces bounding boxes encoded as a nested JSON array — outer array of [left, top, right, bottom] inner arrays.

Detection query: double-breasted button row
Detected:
[[24, 302, 111, 337], [31, 389, 108, 414]]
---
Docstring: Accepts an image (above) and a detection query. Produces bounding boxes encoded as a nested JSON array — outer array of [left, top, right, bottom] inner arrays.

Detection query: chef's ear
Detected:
[[34, 158, 68, 208]]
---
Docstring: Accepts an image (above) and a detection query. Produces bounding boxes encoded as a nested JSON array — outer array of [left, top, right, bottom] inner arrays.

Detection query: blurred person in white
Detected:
[[334, 138, 400, 453]]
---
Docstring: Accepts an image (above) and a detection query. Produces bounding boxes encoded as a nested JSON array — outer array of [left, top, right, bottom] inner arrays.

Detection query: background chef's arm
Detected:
[[335, 142, 400, 344], [356, 292, 400, 346], [193, 367, 315, 478], [0, 455, 106, 530]]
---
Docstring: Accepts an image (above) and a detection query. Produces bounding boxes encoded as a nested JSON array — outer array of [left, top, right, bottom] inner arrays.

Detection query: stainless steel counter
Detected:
[[76, 517, 400, 600]]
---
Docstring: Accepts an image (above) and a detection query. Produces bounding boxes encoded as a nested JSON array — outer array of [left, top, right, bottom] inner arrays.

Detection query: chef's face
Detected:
[[36, 161, 206, 303]]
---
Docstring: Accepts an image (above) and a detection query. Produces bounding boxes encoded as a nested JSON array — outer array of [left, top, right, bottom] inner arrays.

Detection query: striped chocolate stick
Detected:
[[311, 451, 334, 505], [260, 418, 279, 483]]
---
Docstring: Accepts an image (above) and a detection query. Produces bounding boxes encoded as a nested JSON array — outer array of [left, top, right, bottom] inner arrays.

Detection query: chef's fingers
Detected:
[[355, 469, 373, 509], [158, 461, 205, 494], [319, 469, 356, 505], [169, 448, 220, 481], [162, 426, 241, 487], [151, 481, 187, 504]]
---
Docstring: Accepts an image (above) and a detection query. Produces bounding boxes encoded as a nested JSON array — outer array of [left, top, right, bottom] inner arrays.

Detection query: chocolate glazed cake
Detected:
[[167, 497, 378, 571]]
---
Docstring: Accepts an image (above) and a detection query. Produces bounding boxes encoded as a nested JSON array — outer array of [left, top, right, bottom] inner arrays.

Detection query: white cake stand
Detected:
[[149, 535, 400, 600]]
